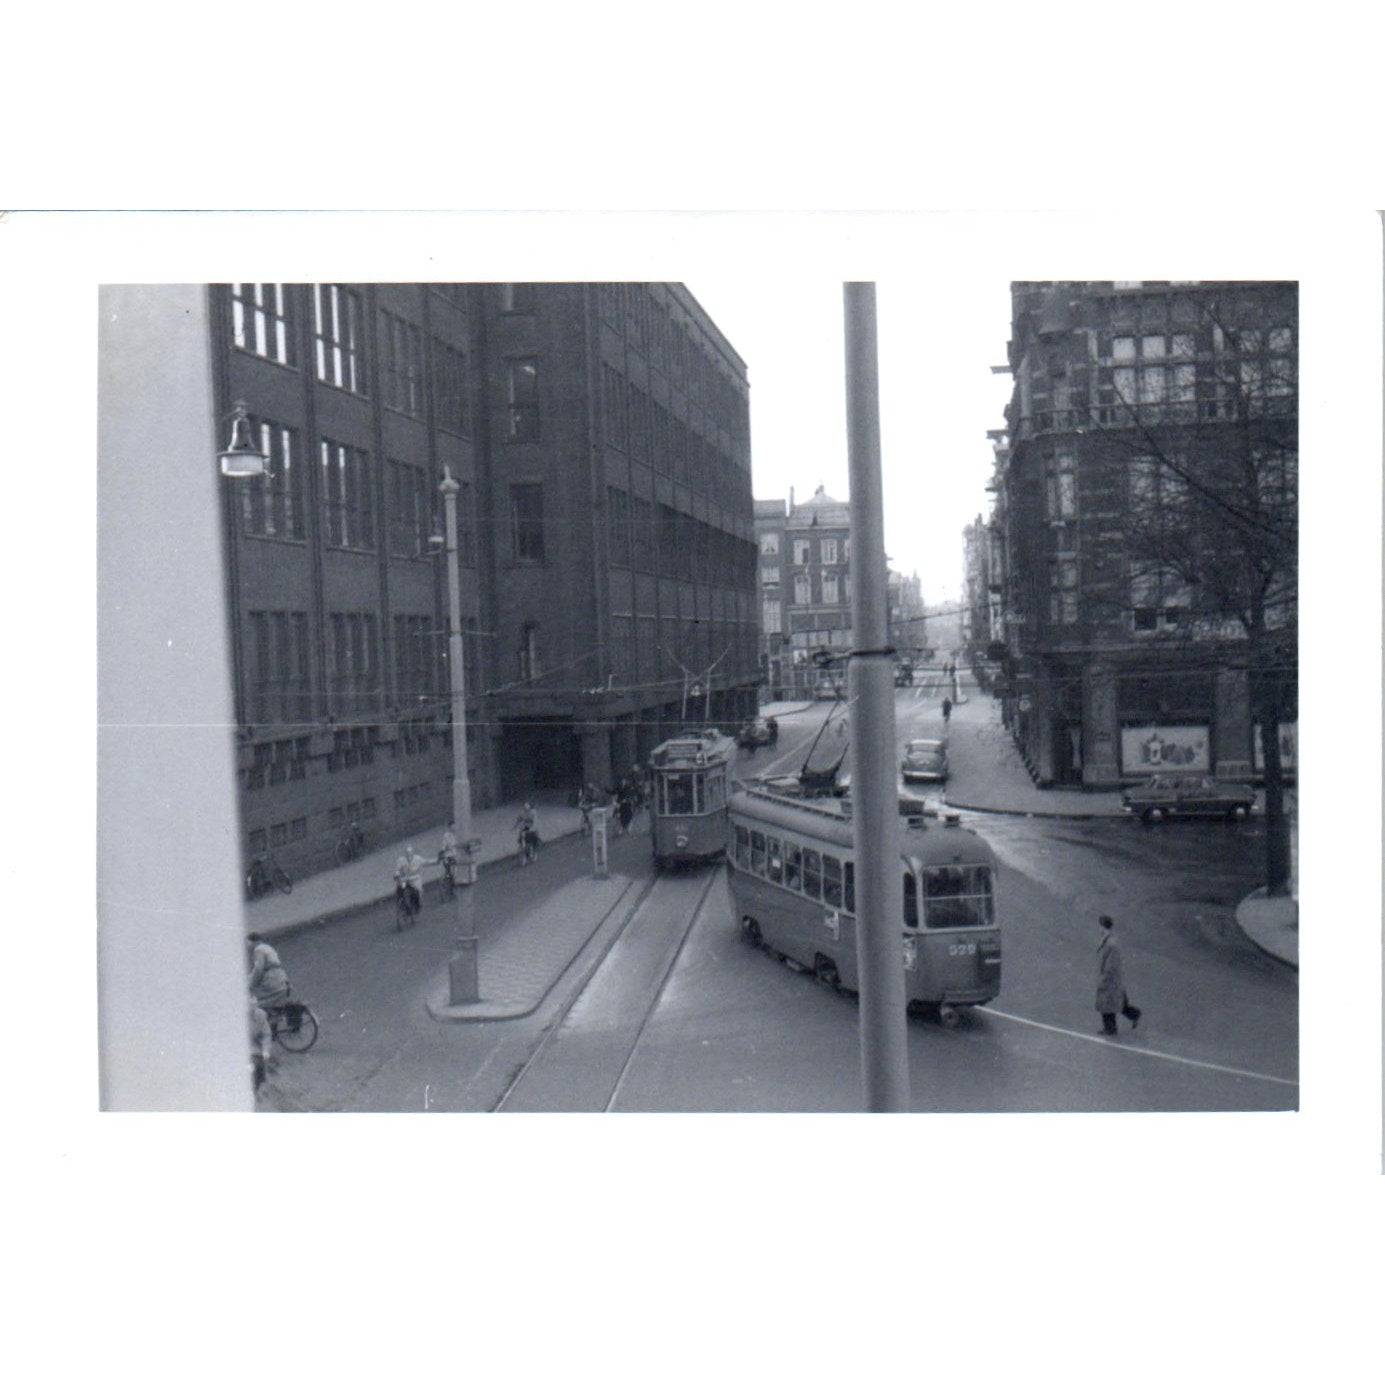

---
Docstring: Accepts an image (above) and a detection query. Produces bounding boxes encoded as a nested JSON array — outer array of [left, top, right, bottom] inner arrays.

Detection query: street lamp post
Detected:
[[438, 465, 480, 1004]]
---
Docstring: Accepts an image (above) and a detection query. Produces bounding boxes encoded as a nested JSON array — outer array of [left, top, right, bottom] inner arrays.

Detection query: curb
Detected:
[[943, 796, 1126, 822], [1234, 886, 1299, 970]]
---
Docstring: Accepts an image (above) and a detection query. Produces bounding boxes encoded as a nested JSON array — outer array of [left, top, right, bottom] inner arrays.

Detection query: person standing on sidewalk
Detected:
[[1096, 914, 1141, 1035]]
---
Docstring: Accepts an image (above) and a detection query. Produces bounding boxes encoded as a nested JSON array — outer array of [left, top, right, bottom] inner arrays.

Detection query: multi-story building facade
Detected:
[[215, 282, 758, 874], [755, 486, 854, 699], [988, 280, 1297, 788]]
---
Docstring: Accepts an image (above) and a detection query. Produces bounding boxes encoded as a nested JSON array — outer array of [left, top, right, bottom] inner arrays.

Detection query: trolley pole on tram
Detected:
[[843, 283, 910, 1112], [439, 466, 480, 1004]]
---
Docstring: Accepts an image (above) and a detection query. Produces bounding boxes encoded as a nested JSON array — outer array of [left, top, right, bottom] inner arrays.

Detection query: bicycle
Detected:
[[262, 990, 320, 1053], [438, 851, 458, 897], [516, 825, 540, 866], [335, 822, 366, 865], [394, 878, 422, 930], [246, 851, 293, 899]]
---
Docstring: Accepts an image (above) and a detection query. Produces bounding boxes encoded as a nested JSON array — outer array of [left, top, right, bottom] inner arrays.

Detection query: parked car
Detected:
[[900, 738, 949, 783], [737, 717, 775, 749], [1121, 774, 1256, 823]]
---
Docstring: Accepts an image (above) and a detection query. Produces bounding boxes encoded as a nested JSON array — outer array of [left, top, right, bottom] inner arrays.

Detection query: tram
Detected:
[[726, 781, 1001, 1024], [648, 728, 737, 869]]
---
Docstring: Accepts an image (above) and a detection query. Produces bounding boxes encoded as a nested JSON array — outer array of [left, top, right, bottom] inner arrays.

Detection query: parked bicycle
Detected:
[[335, 821, 366, 865], [246, 850, 292, 900]]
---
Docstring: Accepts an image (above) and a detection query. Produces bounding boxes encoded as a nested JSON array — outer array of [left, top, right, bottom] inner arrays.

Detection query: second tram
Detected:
[[648, 728, 737, 869], [726, 781, 1001, 1024]]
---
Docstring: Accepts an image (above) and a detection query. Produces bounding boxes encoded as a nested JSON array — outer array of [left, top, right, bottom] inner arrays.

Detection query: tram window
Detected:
[[844, 862, 854, 913], [802, 848, 822, 899], [784, 842, 803, 891], [822, 854, 843, 908], [733, 823, 750, 868], [923, 865, 994, 928], [766, 834, 783, 884], [705, 774, 724, 810], [903, 871, 918, 928], [664, 773, 695, 815], [750, 830, 766, 875]]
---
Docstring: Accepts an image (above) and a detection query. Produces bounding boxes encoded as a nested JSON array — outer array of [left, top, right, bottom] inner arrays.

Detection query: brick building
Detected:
[[755, 486, 854, 699], [214, 283, 758, 875], [987, 280, 1297, 788]]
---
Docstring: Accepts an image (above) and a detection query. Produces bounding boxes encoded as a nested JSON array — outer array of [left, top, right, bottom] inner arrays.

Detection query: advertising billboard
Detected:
[[1120, 724, 1210, 773]]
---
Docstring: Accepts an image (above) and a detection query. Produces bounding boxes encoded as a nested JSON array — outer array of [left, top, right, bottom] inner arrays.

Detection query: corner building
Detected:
[[215, 283, 758, 876], [989, 280, 1297, 788]]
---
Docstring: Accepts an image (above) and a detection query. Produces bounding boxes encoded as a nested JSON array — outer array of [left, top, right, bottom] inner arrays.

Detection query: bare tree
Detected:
[[1099, 291, 1297, 894]]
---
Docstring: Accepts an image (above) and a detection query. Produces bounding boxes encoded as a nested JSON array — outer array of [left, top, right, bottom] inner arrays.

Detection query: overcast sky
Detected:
[[690, 264, 1016, 606]]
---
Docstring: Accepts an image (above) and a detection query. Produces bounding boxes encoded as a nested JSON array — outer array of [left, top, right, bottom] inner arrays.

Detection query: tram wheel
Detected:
[[937, 1004, 960, 1029], [742, 917, 762, 949], [814, 955, 841, 991]]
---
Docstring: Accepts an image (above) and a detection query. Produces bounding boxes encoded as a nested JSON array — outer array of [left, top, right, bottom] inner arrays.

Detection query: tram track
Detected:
[[492, 866, 723, 1112]]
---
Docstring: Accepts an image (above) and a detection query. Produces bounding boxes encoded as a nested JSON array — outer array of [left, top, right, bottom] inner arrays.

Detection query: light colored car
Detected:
[[901, 738, 949, 783], [1121, 774, 1256, 823]]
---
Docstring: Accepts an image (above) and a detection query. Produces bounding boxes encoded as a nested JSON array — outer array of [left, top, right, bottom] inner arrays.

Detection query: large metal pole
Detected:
[[440, 466, 480, 1003], [844, 283, 910, 1112]]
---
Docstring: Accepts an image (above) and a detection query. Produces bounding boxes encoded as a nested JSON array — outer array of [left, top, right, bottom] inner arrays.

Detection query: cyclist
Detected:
[[514, 803, 539, 865], [247, 932, 290, 1010], [394, 843, 425, 916]]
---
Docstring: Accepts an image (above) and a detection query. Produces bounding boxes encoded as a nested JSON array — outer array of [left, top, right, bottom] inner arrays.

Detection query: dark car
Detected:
[[737, 718, 774, 749], [900, 738, 949, 783], [1121, 774, 1256, 823]]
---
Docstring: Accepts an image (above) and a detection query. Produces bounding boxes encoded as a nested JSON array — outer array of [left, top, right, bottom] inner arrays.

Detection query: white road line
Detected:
[[982, 1005, 1298, 1088]]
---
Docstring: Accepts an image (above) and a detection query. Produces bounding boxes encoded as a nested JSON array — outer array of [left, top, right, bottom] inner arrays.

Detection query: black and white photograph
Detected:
[[100, 270, 1302, 1117]]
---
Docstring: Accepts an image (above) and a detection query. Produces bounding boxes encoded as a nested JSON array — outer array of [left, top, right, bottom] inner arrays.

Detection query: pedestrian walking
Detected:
[[1095, 914, 1141, 1035], [941, 696, 952, 725], [617, 782, 635, 835]]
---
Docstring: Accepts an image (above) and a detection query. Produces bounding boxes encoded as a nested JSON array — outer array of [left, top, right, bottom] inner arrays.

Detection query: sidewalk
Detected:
[[941, 690, 1127, 818], [244, 789, 588, 937]]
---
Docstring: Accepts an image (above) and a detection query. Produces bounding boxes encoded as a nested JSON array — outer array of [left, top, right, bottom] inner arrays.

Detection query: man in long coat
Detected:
[[1096, 915, 1142, 1035]]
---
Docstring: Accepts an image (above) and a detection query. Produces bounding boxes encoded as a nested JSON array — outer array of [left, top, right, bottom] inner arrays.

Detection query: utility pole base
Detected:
[[448, 938, 480, 1005]]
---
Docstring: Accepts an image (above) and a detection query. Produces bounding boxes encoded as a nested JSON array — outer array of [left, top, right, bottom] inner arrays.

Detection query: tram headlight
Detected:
[[675, 833, 689, 848], [902, 935, 918, 971]]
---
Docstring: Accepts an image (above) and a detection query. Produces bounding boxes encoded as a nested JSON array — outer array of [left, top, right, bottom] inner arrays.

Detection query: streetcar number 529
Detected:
[[948, 942, 977, 957]]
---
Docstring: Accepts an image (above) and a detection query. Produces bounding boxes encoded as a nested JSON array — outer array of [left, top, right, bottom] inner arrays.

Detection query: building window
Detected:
[[320, 439, 375, 549], [379, 310, 424, 416], [231, 284, 294, 365], [518, 623, 540, 682], [607, 486, 632, 567], [759, 531, 780, 557], [506, 357, 540, 441], [822, 574, 840, 604], [246, 611, 311, 725], [603, 364, 628, 450], [1049, 556, 1080, 625], [1044, 451, 1078, 521], [498, 283, 535, 313], [794, 574, 812, 605], [510, 483, 545, 563], [821, 538, 839, 565], [431, 340, 471, 436], [761, 565, 780, 585], [388, 460, 431, 558], [763, 599, 782, 635], [393, 614, 435, 705], [239, 419, 304, 540], [1129, 563, 1192, 633], [1129, 455, 1189, 511], [327, 612, 379, 716], [793, 539, 811, 565], [313, 284, 365, 393]]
